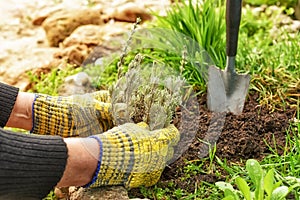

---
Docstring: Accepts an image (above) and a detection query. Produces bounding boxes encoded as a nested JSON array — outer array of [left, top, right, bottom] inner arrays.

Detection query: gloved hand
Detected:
[[31, 91, 114, 137], [85, 122, 180, 188]]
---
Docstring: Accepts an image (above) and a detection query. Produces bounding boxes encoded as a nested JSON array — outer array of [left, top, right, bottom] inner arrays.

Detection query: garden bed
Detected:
[[129, 91, 297, 198]]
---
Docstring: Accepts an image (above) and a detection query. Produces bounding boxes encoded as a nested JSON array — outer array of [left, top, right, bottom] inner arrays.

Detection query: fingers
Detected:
[[136, 122, 149, 129], [92, 91, 111, 103]]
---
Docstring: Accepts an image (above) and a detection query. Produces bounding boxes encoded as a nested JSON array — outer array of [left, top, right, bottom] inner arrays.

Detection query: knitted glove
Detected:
[[85, 122, 180, 188], [31, 91, 114, 137]]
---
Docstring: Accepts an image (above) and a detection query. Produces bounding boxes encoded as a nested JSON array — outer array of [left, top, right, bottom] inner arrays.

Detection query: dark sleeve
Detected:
[[0, 128, 68, 200], [0, 82, 19, 127]]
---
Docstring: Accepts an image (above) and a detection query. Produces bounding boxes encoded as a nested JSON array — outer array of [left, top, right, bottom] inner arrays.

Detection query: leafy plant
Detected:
[[154, 0, 226, 68], [216, 159, 300, 200], [27, 64, 82, 95]]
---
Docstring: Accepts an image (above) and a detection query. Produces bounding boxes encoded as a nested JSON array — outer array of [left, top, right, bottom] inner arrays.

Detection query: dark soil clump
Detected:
[[129, 91, 296, 197]]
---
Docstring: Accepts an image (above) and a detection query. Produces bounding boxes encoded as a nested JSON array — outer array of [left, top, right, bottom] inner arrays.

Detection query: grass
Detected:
[[243, 0, 298, 8], [238, 5, 300, 110], [27, 63, 82, 95]]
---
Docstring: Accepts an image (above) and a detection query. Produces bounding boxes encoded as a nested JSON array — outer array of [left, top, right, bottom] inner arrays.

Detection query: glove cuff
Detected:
[[84, 135, 103, 188]]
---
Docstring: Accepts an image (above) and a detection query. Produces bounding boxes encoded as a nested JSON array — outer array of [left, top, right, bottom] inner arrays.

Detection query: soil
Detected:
[[129, 91, 297, 197]]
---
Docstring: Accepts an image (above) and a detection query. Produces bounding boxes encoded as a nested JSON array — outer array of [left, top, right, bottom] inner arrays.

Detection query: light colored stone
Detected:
[[68, 186, 130, 200], [54, 44, 90, 66], [58, 72, 94, 96], [62, 22, 129, 47], [62, 25, 105, 47], [106, 2, 152, 23], [42, 8, 105, 47]]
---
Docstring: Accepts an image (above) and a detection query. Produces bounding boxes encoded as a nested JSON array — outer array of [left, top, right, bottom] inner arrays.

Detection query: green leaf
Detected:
[[264, 168, 275, 196], [273, 181, 283, 190], [223, 197, 235, 200], [224, 189, 240, 200], [270, 186, 289, 200], [246, 159, 264, 200], [216, 182, 240, 200], [222, 193, 237, 200], [216, 181, 235, 191], [236, 177, 251, 200]]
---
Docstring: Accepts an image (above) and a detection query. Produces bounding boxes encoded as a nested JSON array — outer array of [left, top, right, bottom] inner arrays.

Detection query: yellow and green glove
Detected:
[[31, 91, 114, 137], [85, 122, 180, 188]]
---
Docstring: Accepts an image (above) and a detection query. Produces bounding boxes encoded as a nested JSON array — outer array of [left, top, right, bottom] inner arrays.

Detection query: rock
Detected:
[[107, 2, 152, 23], [68, 186, 130, 200], [32, 7, 64, 26], [82, 44, 122, 66], [60, 22, 129, 67], [32, 15, 48, 26], [58, 72, 94, 96], [62, 25, 105, 48], [62, 22, 130, 48], [54, 187, 69, 199], [42, 8, 106, 47], [54, 44, 90, 66]]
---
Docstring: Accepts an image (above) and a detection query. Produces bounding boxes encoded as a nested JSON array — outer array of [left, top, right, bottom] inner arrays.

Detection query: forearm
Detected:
[[5, 92, 34, 130], [0, 127, 98, 199], [0, 128, 68, 199]]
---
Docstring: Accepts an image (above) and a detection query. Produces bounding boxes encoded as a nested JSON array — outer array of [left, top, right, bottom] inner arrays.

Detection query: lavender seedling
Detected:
[[112, 54, 187, 130]]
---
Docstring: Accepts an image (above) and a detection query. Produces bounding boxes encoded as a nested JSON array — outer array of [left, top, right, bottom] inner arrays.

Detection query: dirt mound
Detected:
[[129, 91, 296, 196]]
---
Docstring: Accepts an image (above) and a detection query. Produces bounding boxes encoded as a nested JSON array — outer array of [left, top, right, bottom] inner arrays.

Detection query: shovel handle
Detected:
[[226, 0, 242, 57]]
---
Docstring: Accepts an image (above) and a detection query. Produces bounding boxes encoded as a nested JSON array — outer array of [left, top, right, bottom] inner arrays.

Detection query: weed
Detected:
[[27, 64, 82, 95], [43, 190, 56, 200]]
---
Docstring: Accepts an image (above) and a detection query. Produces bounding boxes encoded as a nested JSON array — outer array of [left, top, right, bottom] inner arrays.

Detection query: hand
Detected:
[[86, 122, 180, 188], [31, 91, 114, 137]]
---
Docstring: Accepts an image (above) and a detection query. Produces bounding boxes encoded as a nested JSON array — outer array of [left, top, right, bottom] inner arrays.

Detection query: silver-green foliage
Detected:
[[111, 54, 186, 130]]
